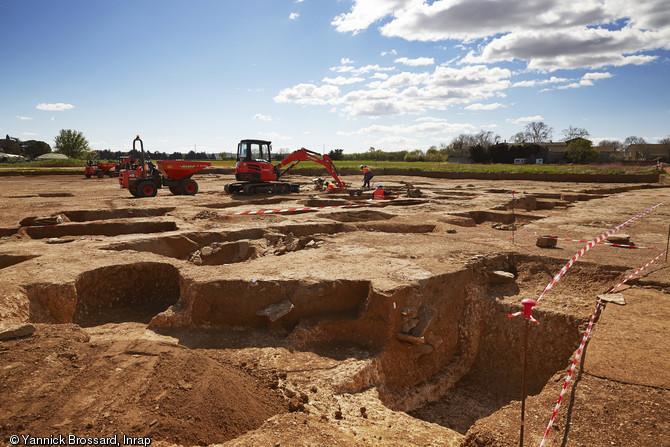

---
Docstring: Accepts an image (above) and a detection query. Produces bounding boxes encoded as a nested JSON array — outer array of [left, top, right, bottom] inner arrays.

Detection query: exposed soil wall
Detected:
[[72, 263, 181, 326]]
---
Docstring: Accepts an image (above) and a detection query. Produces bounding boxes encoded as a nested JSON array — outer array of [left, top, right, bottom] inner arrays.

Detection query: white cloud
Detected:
[[465, 103, 505, 111], [509, 115, 544, 124], [16, 115, 32, 120], [341, 57, 355, 65], [330, 64, 395, 74], [381, 49, 398, 56], [512, 76, 570, 87], [322, 75, 365, 85], [289, 12, 300, 20], [339, 118, 477, 136], [279, 64, 511, 118], [333, 0, 670, 71], [36, 102, 74, 111], [394, 56, 435, 66], [274, 83, 340, 105], [253, 113, 273, 121]]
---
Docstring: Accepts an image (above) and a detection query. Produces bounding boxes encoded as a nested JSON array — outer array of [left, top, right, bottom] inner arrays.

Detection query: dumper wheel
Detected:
[[97, 170, 104, 178], [136, 181, 157, 198], [169, 186, 182, 195], [107, 170, 115, 178], [181, 179, 198, 195], [85, 173, 92, 178], [129, 185, 139, 197]]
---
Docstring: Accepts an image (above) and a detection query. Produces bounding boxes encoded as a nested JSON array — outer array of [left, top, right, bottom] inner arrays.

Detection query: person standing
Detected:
[[360, 165, 374, 189]]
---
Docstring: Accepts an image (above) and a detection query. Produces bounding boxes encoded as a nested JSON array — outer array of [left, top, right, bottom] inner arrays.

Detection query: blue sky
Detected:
[[2, 0, 669, 154]]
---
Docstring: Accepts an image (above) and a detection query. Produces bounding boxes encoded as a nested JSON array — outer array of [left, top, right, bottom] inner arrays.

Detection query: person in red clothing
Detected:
[[373, 182, 389, 200], [360, 165, 374, 189]]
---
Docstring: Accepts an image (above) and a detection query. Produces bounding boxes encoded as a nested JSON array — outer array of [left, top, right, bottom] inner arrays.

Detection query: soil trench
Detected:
[[1, 174, 668, 447]]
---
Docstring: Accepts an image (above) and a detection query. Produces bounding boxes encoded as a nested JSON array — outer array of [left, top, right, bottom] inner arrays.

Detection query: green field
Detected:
[[0, 159, 658, 176]]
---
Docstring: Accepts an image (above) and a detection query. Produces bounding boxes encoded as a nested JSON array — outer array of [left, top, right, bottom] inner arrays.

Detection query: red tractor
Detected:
[[84, 160, 119, 178], [224, 139, 346, 194], [118, 136, 211, 198]]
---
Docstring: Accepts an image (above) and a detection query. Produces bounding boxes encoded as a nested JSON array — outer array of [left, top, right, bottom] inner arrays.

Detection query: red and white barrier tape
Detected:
[[224, 202, 374, 216], [534, 202, 664, 305], [540, 250, 667, 446], [510, 233, 659, 250]]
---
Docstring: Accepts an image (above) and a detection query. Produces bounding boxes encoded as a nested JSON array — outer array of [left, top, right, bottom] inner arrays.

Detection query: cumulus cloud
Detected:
[[394, 56, 435, 66], [322, 75, 366, 85], [274, 83, 340, 105], [509, 115, 544, 124], [278, 63, 511, 117], [253, 113, 273, 121], [332, 0, 670, 71], [16, 115, 32, 120], [36, 103, 74, 111], [464, 103, 505, 111], [289, 12, 300, 20], [339, 117, 477, 136]]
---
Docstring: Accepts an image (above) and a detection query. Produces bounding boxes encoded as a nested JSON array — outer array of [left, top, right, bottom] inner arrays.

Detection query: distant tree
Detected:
[[598, 139, 623, 151], [510, 131, 527, 144], [54, 129, 90, 159], [169, 152, 184, 160], [489, 143, 511, 163], [22, 140, 51, 159], [623, 136, 647, 147], [0, 135, 22, 155], [328, 148, 344, 161], [565, 138, 599, 163], [403, 149, 425, 162], [469, 144, 489, 163], [523, 121, 553, 143], [659, 136, 670, 145], [561, 125, 590, 141], [425, 145, 446, 162]]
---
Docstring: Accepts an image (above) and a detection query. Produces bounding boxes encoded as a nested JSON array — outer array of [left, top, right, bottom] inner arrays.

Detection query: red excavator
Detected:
[[224, 139, 346, 194]]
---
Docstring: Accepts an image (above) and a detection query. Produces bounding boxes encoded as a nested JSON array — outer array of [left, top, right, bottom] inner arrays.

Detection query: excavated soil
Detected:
[[0, 172, 669, 447]]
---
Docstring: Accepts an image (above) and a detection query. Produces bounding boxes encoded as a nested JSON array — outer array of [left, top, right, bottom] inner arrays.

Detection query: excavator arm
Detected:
[[274, 148, 346, 188]]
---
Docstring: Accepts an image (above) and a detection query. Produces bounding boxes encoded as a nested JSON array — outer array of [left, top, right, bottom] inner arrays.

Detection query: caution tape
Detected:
[[511, 233, 660, 250], [534, 202, 664, 305], [540, 250, 667, 446]]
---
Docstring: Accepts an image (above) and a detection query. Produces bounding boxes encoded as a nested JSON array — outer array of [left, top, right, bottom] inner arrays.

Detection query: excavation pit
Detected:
[[72, 263, 181, 327], [0, 254, 39, 269], [23, 221, 178, 239]]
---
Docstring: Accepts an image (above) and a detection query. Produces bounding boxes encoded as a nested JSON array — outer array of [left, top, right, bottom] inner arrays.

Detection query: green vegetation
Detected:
[[54, 129, 91, 159]]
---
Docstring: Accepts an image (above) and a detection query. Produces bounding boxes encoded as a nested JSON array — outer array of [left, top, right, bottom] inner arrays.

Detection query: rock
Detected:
[[536, 235, 558, 248], [606, 234, 631, 244], [45, 237, 76, 244], [256, 300, 294, 322], [200, 246, 214, 257], [401, 307, 418, 319], [401, 318, 419, 333], [0, 323, 36, 340], [598, 293, 626, 305], [409, 305, 437, 338], [492, 223, 517, 231], [489, 270, 516, 283]]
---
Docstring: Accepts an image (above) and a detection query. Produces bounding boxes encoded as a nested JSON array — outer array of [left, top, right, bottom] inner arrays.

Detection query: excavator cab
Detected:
[[235, 140, 277, 183]]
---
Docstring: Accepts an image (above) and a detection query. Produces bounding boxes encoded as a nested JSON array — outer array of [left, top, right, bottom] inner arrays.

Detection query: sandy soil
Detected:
[[0, 170, 668, 447]]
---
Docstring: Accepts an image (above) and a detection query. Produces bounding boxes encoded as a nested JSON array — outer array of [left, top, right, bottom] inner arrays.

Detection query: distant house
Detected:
[[625, 144, 670, 162]]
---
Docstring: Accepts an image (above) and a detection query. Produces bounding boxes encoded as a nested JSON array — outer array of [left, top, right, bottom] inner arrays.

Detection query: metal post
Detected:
[[517, 298, 537, 447], [520, 316, 529, 447], [512, 191, 516, 245]]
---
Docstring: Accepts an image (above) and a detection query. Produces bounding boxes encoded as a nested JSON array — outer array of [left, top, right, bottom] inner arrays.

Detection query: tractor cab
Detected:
[[235, 139, 277, 182]]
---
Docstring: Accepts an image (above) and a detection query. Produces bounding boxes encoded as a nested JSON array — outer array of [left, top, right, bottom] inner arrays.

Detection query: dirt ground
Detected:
[[0, 170, 668, 447]]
